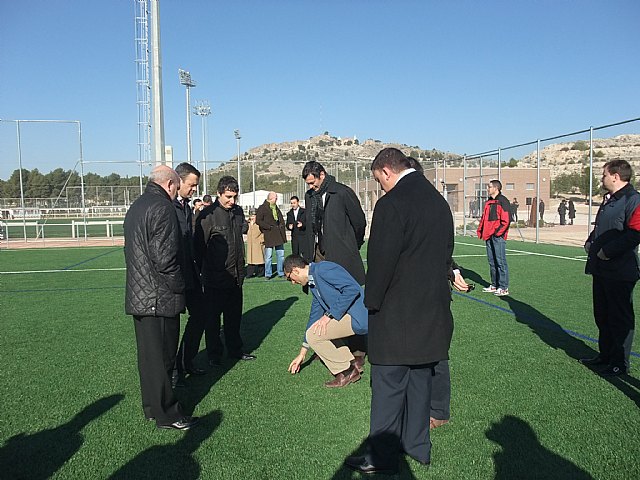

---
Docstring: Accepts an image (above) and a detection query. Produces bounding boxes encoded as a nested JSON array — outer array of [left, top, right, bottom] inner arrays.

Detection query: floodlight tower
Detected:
[[193, 100, 211, 194], [179, 69, 196, 164], [234, 129, 242, 195]]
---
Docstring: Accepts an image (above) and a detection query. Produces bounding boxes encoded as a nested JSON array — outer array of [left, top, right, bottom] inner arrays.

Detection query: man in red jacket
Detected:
[[477, 180, 511, 296]]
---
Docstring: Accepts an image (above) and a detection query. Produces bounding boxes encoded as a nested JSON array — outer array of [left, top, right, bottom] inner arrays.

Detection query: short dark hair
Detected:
[[290, 196, 299, 202], [192, 198, 202, 205], [371, 148, 411, 173], [605, 159, 632, 182], [489, 179, 502, 191], [175, 162, 201, 180], [302, 161, 326, 179], [407, 156, 424, 173], [217, 176, 239, 194], [283, 254, 308, 273], [202, 194, 213, 203]]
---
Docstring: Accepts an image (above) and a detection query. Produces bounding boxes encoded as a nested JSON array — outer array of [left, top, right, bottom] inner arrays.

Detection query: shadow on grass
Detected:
[[329, 439, 419, 480], [0, 394, 123, 480], [487, 415, 594, 479], [108, 411, 221, 479], [179, 297, 298, 413], [462, 266, 640, 408]]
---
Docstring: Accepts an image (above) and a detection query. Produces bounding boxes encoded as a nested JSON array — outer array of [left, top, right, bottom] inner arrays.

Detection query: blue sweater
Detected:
[[304, 262, 368, 345]]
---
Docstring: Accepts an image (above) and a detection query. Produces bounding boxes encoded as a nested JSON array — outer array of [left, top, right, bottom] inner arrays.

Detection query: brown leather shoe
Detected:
[[324, 366, 361, 388], [429, 417, 449, 430], [351, 355, 365, 373]]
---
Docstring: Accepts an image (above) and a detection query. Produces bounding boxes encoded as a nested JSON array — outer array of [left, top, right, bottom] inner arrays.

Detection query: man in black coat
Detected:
[[301, 161, 366, 284], [345, 148, 454, 474], [286, 195, 306, 258], [172, 163, 208, 386], [124, 165, 198, 430], [194, 176, 255, 364]]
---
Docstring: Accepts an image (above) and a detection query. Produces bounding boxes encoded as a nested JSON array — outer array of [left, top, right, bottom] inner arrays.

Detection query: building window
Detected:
[[526, 183, 535, 190], [506, 183, 515, 190]]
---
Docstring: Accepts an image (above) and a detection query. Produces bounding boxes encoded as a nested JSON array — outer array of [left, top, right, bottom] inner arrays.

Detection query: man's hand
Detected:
[[288, 353, 305, 374], [288, 223, 294, 230], [584, 241, 591, 254], [452, 272, 469, 292], [597, 248, 609, 261], [296, 221, 303, 228], [311, 315, 332, 336]]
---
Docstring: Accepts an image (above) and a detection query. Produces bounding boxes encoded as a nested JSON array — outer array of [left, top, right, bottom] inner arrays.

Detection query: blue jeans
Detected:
[[264, 245, 285, 278], [486, 236, 509, 289]]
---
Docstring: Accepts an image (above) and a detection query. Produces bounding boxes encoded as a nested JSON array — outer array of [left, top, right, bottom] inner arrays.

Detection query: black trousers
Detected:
[[176, 288, 207, 373], [592, 275, 636, 369], [204, 285, 244, 360], [291, 233, 305, 258], [367, 363, 435, 468], [430, 360, 450, 421], [133, 315, 183, 425]]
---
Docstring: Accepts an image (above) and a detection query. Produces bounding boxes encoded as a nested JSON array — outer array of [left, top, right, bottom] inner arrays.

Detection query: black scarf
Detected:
[[308, 174, 334, 254]]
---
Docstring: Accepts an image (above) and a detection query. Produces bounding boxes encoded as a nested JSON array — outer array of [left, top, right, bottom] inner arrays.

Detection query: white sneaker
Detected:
[[494, 288, 509, 296], [482, 285, 497, 293]]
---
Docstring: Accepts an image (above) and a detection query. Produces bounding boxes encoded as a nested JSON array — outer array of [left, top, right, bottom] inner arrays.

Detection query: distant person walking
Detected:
[[568, 200, 576, 225], [539, 199, 545, 222], [581, 160, 640, 376], [477, 180, 511, 296]]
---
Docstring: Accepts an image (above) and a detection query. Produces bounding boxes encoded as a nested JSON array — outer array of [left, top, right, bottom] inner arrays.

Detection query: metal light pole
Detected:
[[234, 129, 242, 195], [193, 101, 211, 194], [179, 69, 196, 164]]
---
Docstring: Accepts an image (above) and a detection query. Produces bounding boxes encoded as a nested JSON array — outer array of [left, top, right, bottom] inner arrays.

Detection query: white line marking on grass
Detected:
[[456, 241, 587, 262], [0, 267, 125, 274], [455, 253, 529, 258]]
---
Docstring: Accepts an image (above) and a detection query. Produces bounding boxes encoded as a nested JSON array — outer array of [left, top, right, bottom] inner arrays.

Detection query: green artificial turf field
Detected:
[[0, 238, 638, 479]]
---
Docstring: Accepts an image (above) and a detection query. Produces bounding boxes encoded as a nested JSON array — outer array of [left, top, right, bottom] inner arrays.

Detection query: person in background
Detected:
[[558, 199, 567, 225], [511, 197, 519, 223], [256, 191, 287, 280], [246, 210, 265, 278], [581, 159, 640, 376], [539, 199, 545, 222], [286, 196, 306, 258], [568, 199, 576, 225], [123, 165, 198, 430], [478, 179, 511, 297]]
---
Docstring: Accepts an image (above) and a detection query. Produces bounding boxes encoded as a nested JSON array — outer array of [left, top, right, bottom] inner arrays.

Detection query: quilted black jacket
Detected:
[[124, 182, 185, 317]]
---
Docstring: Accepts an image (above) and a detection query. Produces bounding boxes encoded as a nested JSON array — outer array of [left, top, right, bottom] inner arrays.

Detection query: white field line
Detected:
[[1, 267, 125, 275], [456, 241, 587, 262]]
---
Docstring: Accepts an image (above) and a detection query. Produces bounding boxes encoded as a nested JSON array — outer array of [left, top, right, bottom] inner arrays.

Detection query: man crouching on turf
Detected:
[[284, 254, 368, 387]]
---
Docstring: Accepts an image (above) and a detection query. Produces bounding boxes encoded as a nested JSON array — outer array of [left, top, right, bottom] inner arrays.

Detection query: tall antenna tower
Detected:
[[134, 0, 152, 167]]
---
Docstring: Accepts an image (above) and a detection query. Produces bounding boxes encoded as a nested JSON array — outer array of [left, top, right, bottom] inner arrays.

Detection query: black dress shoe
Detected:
[[601, 365, 627, 377], [208, 357, 222, 367], [579, 355, 608, 366], [237, 353, 257, 361], [185, 367, 207, 376], [158, 416, 199, 431], [344, 456, 397, 475]]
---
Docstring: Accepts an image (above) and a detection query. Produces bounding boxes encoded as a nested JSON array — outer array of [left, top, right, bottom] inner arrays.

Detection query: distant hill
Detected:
[[210, 133, 461, 192]]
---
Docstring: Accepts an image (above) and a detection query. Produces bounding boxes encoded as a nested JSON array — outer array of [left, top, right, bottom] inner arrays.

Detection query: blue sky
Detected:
[[1, 0, 639, 179]]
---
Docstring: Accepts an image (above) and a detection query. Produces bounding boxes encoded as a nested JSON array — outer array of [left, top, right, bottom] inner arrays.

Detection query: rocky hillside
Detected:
[[519, 134, 640, 179], [213, 133, 461, 181]]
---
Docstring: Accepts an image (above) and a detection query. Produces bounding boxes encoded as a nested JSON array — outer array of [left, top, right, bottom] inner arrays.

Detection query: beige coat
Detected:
[[246, 222, 265, 265]]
